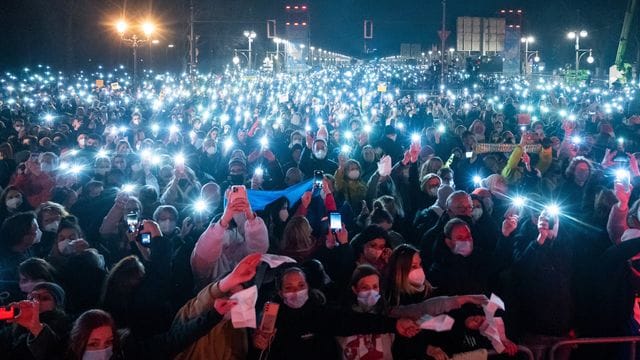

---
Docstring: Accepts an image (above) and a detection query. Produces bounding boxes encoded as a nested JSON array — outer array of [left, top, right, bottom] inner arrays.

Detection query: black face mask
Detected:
[[229, 174, 245, 185]]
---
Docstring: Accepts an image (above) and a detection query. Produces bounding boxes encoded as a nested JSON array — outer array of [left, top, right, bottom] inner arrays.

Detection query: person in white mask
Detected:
[[335, 264, 397, 360], [253, 267, 420, 359], [299, 138, 338, 179], [153, 205, 180, 241], [1, 187, 29, 223], [350, 225, 393, 273]]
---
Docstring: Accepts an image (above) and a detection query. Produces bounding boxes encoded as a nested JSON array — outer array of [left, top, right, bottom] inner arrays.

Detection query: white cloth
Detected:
[[261, 254, 296, 268], [479, 293, 508, 354], [229, 285, 258, 328], [417, 314, 455, 332]]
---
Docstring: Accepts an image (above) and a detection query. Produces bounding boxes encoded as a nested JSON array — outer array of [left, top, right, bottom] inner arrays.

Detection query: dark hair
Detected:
[[19, 257, 57, 283], [369, 207, 394, 226], [350, 264, 381, 289], [69, 309, 119, 360], [350, 225, 391, 257], [444, 218, 470, 238], [100, 256, 145, 316], [0, 211, 37, 249]]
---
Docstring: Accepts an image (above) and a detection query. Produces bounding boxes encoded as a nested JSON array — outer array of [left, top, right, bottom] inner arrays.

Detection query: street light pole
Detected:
[[441, 0, 446, 86], [567, 30, 587, 72], [116, 19, 155, 90], [244, 30, 256, 70]]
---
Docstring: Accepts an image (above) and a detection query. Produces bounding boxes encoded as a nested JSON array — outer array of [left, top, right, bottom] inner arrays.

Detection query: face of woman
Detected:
[[353, 274, 380, 294], [85, 325, 114, 352], [411, 253, 422, 271], [280, 271, 308, 295], [57, 228, 79, 243]]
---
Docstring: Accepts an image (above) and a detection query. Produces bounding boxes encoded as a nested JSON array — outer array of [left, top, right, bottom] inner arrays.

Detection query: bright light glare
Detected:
[[513, 196, 527, 208], [615, 169, 630, 181], [546, 204, 561, 216], [174, 153, 186, 166], [122, 183, 136, 193], [437, 124, 446, 133], [254, 167, 264, 176], [411, 133, 421, 143], [473, 175, 482, 185], [142, 21, 156, 37], [116, 20, 127, 34], [194, 199, 208, 212]]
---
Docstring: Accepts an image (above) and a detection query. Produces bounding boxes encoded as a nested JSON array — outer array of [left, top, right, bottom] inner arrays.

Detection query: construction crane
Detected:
[[610, 0, 637, 85]]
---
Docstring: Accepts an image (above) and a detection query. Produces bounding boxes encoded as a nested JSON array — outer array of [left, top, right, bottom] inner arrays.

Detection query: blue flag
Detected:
[[245, 180, 314, 211]]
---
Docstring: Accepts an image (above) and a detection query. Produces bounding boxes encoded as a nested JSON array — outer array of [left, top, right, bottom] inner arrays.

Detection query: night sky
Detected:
[[0, 0, 633, 72]]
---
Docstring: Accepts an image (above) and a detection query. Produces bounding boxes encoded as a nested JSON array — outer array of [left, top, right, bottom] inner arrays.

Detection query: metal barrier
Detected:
[[488, 345, 535, 360], [549, 336, 640, 360]]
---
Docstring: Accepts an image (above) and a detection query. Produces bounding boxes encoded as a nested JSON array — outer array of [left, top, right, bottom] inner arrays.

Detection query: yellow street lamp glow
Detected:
[[116, 20, 128, 34], [142, 21, 156, 37]]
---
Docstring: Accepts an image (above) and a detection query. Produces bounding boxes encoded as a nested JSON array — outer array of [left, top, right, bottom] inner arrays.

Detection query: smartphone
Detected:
[[465, 151, 473, 159], [314, 170, 324, 188], [260, 302, 280, 333], [126, 211, 139, 233], [228, 185, 247, 204], [139, 233, 152, 247], [330, 212, 342, 231], [0, 306, 18, 321]]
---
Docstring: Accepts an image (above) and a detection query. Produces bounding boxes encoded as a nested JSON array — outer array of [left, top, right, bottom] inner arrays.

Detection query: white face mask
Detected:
[[408, 268, 426, 286], [357, 290, 381, 309], [44, 221, 60, 233], [314, 150, 327, 160], [40, 163, 55, 172], [206, 147, 216, 155], [347, 170, 360, 180], [82, 346, 113, 360], [427, 188, 438, 197], [453, 241, 473, 257], [278, 209, 289, 222], [471, 208, 483, 222], [158, 220, 176, 235], [282, 289, 309, 309], [6, 197, 21, 210], [57, 239, 74, 255], [33, 228, 42, 244]]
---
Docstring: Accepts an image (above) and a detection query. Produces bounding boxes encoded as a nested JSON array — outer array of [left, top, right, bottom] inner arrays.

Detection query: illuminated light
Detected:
[[119, 126, 127, 133], [254, 167, 264, 177], [224, 137, 234, 151], [473, 175, 482, 185], [304, 125, 312, 132], [345, 131, 354, 140], [615, 168, 630, 181], [220, 113, 230, 124], [437, 124, 446, 133], [169, 124, 180, 134], [340, 144, 351, 153], [194, 199, 208, 213], [571, 136, 583, 144], [363, 124, 372, 133], [122, 183, 136, 193], [151, 123, 160, 133], [260, 136, 269, 148], [545, 204, 561, 217], [559, 109, 568, 117], [568, 114, 576, 121], [69, 164, 83, 175], [151, 156, 162, 166], [44, 114, 54, 122], [116, 20, 127, 34], [174, 153, 186, 166], [96, 149, 109, 159], [513, 196, 527, 208], [142, 21, 156, 37], [618, 137, 625, 145], [411, 133, 421, 143]]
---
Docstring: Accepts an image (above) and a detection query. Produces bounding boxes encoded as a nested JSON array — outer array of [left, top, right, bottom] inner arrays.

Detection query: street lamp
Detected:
[[567, 30, 588, 71], [243, 30, 257, 69], [115, 19, 156, 89], [520, 36, 535, 75]]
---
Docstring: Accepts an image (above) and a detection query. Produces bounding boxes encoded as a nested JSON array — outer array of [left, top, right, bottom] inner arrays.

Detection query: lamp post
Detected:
[[243, 30, 256, 69], [310, 46, 315, 66], [520, 36, 534, 75], [115, 19, 156, 89], [567, 30, 588, 72]]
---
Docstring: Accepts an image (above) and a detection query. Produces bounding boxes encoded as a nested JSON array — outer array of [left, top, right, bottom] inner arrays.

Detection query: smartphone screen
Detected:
[[330, 212, 342, 230], [126, 212, 139, 232], [314, 170, 323, 187], [260, 302, 279, 333], [140, 233, 151, 246], [465, 151, 473, 159]]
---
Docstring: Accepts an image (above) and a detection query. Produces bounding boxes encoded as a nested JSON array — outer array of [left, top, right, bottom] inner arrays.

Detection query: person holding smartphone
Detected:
[[190, 185, 268, 289]]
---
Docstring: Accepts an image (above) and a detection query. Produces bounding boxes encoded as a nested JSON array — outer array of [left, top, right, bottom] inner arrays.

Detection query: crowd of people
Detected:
[[0, 61, 639, 360]]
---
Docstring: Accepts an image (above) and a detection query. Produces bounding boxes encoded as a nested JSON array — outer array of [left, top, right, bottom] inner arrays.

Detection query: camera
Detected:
[[126, 211, 139, 233], [314, 170, 324, 188]]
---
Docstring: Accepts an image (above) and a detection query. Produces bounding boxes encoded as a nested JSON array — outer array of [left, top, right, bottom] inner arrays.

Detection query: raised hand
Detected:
[[502, 215, 519, 237], [396, 318, 420, 338], [219, 253, 262, 293], [213, 299, 238, 315]]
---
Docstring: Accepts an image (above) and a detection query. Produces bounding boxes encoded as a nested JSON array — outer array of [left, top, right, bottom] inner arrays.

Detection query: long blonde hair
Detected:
[[280, 216, 314, 253], [384, 244, 432, 306]]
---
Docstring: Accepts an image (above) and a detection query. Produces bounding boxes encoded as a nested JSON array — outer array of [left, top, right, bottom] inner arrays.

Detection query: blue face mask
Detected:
[[357, 290, 380, 310], [83, 346, 113, 360]]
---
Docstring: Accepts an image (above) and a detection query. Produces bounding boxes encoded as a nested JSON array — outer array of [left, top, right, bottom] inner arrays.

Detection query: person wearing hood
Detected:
[[34, 202, 68, 258], [335, 157, 367, 215], [413, 183, 452, 241], [190, 185, 268, 290], [0, 186, 32, 225]]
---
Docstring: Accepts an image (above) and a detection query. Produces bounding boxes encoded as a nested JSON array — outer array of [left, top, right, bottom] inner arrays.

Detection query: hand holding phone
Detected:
[[260, 302, 280, 333]]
